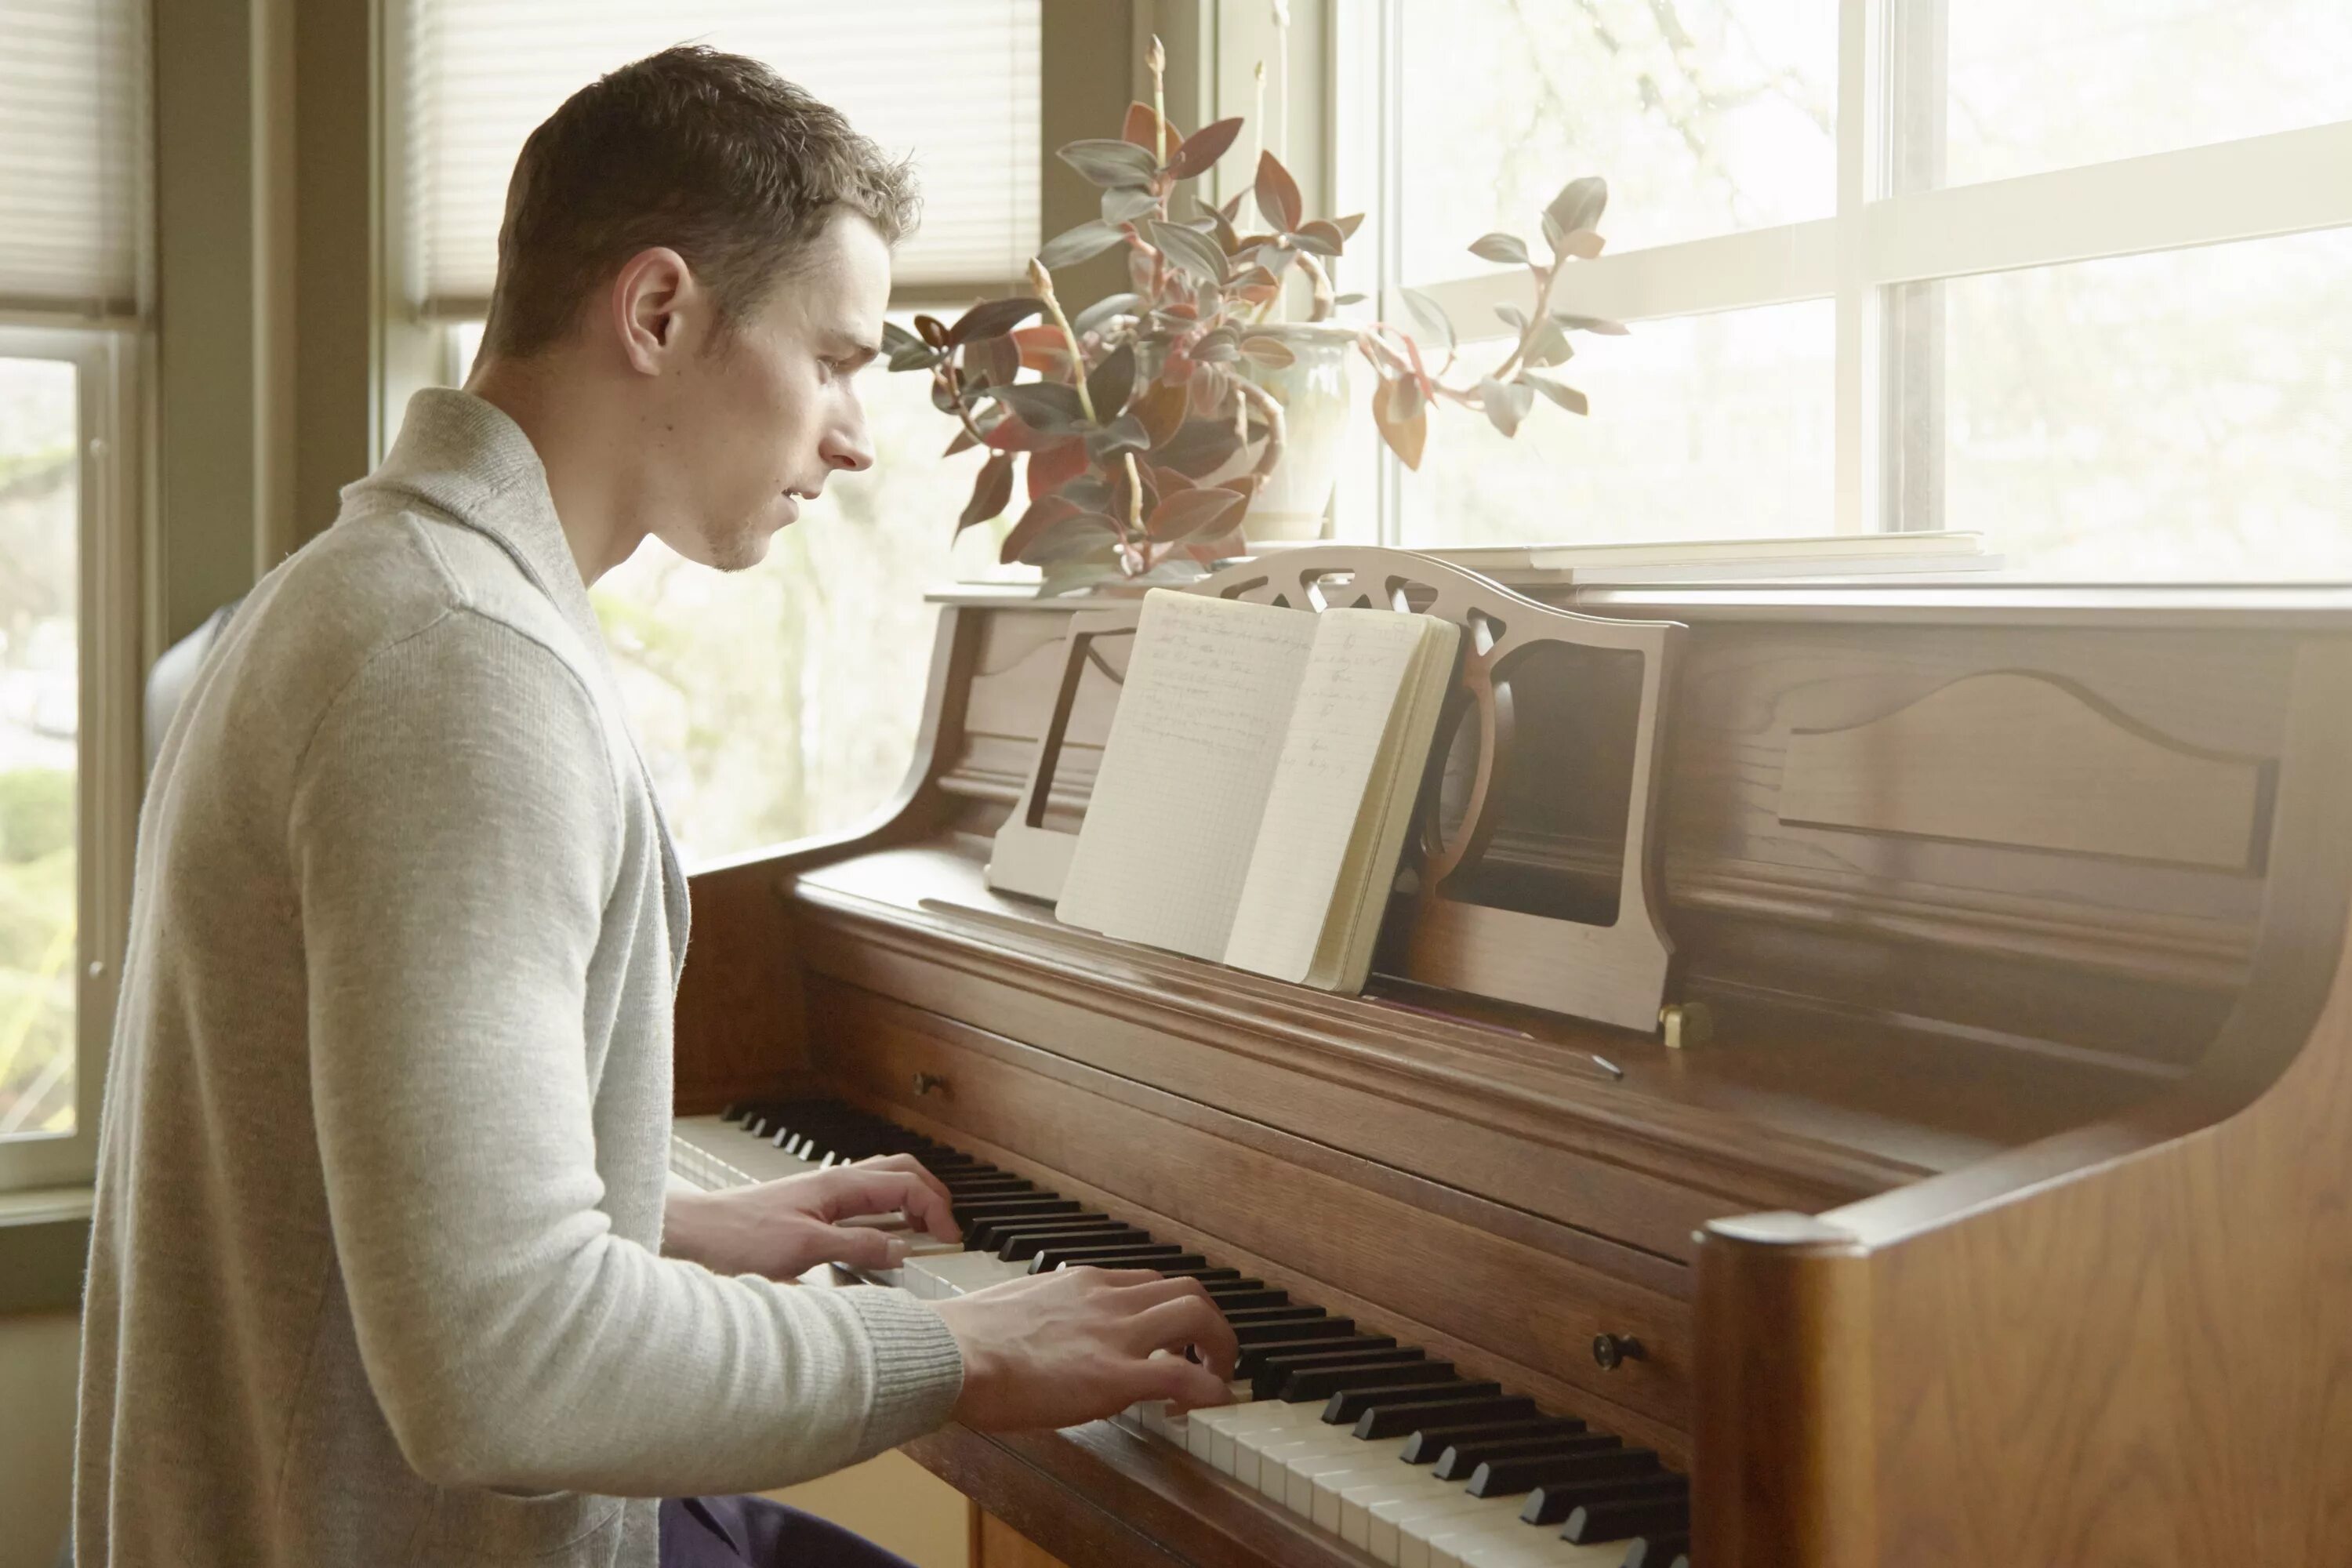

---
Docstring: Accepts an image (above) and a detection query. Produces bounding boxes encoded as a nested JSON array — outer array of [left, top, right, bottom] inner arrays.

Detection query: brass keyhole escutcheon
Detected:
[[911, 1072, 946, 1098]]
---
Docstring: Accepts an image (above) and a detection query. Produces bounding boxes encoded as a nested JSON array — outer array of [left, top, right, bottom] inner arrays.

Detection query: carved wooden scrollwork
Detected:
[[985, 546, 1686, 1033]]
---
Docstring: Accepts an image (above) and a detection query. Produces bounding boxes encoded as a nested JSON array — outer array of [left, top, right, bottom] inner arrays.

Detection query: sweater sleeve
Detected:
[[288, 608, 961, 1497]]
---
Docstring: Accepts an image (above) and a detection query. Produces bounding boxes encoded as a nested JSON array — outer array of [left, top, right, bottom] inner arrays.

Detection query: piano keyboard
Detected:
[[672, 1101, 1693, 1568]]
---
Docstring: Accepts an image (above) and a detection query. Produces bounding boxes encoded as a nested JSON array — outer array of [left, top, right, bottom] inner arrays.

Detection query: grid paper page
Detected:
[[1054, 590, 1320, 960], [1221, 612, 1431, 983]]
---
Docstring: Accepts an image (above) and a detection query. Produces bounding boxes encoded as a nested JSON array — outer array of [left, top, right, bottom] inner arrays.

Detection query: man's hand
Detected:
[[662, 1154, 960, 1279], [933, 1267, 1239, 1429]]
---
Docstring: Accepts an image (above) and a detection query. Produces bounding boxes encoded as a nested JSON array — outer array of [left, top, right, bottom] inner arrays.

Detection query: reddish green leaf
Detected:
[[1146, 485, 1248, 543], [1155, 418, 1244, 477], [914, 314, 949, 347], [946, 296, 1044, 346], [1038, 221, 1127, 270], [1087, 341, 1138, 418], [1012, 325, 1077, 379], [1468, 232, 1530, 266], [1544, 176, 1608, 238], [1023, 510, 1124, 564], [1122, 100, 1179, 151], [1133, 382, 1189, 448], [1479, 376, 1534, 437], [1524, 374, 1590, 416], [1254, 151, 1304, 233], [1026, 437, 1088, 499], [957, 452, 1017, 533], [1058, 139, 1160, 188], [1165, 116, 1243, 180], [993, 381, 1091, 435], [961, 332, 1020, 389], [1373, 376, 1428, 470]]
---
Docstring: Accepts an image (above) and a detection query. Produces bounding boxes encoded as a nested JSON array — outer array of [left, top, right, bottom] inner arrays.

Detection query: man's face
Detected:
[[647, 209, 891, 571]]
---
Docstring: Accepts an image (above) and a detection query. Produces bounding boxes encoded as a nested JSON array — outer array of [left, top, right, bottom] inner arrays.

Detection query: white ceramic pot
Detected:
[[1233, 321, 1357, 543]]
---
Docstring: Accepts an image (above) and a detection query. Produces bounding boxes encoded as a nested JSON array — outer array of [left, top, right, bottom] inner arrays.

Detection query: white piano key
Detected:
[[1261, 1439, 1383, 1504], [906, 1250, 1026, 1298], [1369, 1492, 1497, 1567], [1449, 1528, 1627, 1568], [1341, 1471, 1461, 1552], [1410, 1497, 1555, 1568], [1292, 1448, 1409, 1526], [1220, 1403, 1326, 1484]]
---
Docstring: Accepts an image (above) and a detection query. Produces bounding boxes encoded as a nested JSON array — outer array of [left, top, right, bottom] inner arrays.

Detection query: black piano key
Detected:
[[937, 1179, 1035, 1200], [1619, 1533, 1691, 1568], [1563, 1483, 1690, 1545], [1218, 1305, 1325, 1327], [1205, 1287, 1290, 1311], [1151, 1266, 1243, 1284], [979, 1218, 1132, 1254], [1439, 1430, 1617, 1483], [1248, 1345, 1425, 1399], [962, 1207, 1089, 1246], [1333, 1385, 1514, 1433], [1469, 1446, 1660, 1500], [1233, 1334, 1396, 1379], [1399, 1415, 1585, 1465], [1280, 1359, 1454, 1403], [1518, 1471, 1685, 1526], [1000, 1225, 1149, 1261], [1233, 1316, 1358, 1348], [1029, 1246, 1203, 1273]]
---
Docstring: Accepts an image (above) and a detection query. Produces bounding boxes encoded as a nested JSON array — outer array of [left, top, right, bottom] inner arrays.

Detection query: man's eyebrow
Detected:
[[828, 330, 883, 361]]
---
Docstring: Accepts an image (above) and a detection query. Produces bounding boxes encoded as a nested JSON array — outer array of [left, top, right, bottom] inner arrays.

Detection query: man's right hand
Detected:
[[931, 1267, 1239, 1431]]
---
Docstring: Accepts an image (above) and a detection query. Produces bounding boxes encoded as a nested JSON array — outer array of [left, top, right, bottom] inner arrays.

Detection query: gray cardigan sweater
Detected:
[[74, 390, 964, 1567]]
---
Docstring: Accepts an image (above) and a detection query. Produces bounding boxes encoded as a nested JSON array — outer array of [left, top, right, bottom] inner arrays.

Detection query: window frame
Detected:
[[0, 321, 143, 1194], [1319, 0, 2352, 545]]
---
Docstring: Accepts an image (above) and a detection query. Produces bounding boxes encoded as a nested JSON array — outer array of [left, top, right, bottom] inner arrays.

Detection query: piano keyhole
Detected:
[[911, 1072, 946, 1098], [1592, 1333, 1646, 1371]]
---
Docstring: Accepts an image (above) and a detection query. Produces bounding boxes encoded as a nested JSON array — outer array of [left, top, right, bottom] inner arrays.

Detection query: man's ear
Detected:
[[609, 247, 700, 374]]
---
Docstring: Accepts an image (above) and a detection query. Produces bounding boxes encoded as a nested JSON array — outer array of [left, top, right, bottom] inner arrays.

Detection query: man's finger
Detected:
[[851, 1153, 957, 1233], [806, 1223, 911, 1273], [1140, 1352, 1236, 1415], [816, 1168, 960, 1243], [1123, 1294, 1240, 1381], [1110, 1275, 1220, 1311]]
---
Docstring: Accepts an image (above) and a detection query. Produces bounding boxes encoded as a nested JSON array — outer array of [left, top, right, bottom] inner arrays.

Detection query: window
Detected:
[[410, 7, 1039, 863], [1334, 0, 2352, 576], [0, 0, 143, 1189]]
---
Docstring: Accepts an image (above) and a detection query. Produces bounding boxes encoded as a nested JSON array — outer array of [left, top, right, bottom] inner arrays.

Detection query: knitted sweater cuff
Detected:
[[843, 1287, 966, 1457]]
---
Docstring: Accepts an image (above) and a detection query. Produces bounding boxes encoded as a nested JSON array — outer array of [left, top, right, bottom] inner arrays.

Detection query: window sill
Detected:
[[0, 1185, 94, 1314]]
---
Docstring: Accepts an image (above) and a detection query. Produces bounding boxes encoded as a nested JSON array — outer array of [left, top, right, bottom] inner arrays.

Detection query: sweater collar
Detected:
[[343, 387, 607, 658]]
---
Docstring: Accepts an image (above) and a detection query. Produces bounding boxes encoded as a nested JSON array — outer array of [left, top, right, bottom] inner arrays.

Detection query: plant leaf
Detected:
[[1218, 190, 1247, 225], [1388, 372, 1428, 423], [1288, 227, 1343, 258], [1494, 303, 1530, 332], [1037, 221, 1128, 270], [1333, 212, 1366, 241], [1026, 437, 1088, 499], [1254, 151, 1304, 233], [1012, 325, 1077, 379], [1541, 210, 1566, 256], [1479, 376, 1534, 437], [1524, 374, 1590, 416], [1036, 554, 1124, 597], [1146, 219, 1229, 285], [980, 414, 1053, 452], [1334, 291, 1367, 306], [1552, 311, 1631, 336], [1191, 325, 1240, 364], [1146, 485, 1248, 543], [1086, 412, 1152, 462], [1239, 334, 1297, 369], [942, 426, 980, 457], [914, 314, 949, 347], [1155, 417, 1244, 477], [993, 381, 1091, 435], [1071, 292, 1142, 337], [1122, 100, 1178, 151], [1544, 176, 1608, 238], [1086, 340, 1138, 417], [1559, 228, 1606, 260], [1372, 376, 1428, 470], [957, 452, 1017, 534], [1166, 115, 1243, 180], [946, 296, 1045, 346], [1026, 511, 1124, 566], [999, 495, 1077, 563], [1059, 139, 1160, 188], [1399, 287, 1457, 354], [881, 320, 938, 372], [1522, 318, 1574, 368], [1132, 381, 1189, 448], [1468, 231, 1530, 266], [1100, 186, 1160, 224]]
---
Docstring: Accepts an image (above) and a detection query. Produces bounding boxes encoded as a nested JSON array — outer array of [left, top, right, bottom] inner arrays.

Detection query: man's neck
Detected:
[[466, 354, 650, 585]]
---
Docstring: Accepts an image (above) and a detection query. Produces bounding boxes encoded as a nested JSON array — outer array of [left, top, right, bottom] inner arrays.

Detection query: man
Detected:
[[75, 45, 1236, 1568]]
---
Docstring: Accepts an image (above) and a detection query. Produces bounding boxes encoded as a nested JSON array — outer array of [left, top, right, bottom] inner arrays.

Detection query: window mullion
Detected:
[[1832, 0, 1878, 535]]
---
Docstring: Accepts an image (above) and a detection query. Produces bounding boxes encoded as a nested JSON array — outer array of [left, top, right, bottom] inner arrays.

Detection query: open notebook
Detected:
[[1055, 589, 1461, 993]]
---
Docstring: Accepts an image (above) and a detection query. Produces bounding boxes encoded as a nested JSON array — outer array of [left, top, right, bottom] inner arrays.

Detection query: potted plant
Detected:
[[884, 41, 1624, 594]]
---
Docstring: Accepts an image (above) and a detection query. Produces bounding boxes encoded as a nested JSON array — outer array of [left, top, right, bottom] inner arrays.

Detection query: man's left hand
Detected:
[[662, 1154, 961, 1279]]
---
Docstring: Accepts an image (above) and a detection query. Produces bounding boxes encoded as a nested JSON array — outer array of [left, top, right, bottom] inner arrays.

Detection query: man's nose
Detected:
[[821, 419, 874, 474]]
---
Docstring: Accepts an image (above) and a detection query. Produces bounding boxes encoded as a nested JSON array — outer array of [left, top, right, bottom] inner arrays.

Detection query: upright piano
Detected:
[[670, 547, 2352, 1568]]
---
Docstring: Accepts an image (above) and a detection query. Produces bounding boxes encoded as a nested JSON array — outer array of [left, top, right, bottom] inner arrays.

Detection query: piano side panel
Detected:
[[809, 975, 1696, 1459], [1695, 634, 2352, 1568]]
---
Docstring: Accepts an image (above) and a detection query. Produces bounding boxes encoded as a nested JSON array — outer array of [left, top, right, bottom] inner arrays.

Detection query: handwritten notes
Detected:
[[1057, 589, 1460, 993]]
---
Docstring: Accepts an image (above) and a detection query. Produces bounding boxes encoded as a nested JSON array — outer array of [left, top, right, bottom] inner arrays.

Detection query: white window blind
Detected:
[[0, 0, 143, 318], [405, 2, 1040, 317]]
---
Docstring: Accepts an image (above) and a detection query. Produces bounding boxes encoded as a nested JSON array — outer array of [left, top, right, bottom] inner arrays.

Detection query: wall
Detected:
[[0, 1312, 79, 1568]]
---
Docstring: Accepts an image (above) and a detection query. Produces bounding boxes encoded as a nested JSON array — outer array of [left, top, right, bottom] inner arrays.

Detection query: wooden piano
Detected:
[[670, 546, 2352, 1568]]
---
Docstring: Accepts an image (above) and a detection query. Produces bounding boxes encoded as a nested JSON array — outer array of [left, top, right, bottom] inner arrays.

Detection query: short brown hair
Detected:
[[481, 45, 919, 358]]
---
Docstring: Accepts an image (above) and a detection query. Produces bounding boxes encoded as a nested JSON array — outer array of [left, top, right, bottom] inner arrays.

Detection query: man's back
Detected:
[[74, 392, 964, 1567]]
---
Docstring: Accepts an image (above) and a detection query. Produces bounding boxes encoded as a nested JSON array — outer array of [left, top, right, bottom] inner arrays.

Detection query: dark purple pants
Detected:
[[658, 1496, 920, 1568]]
